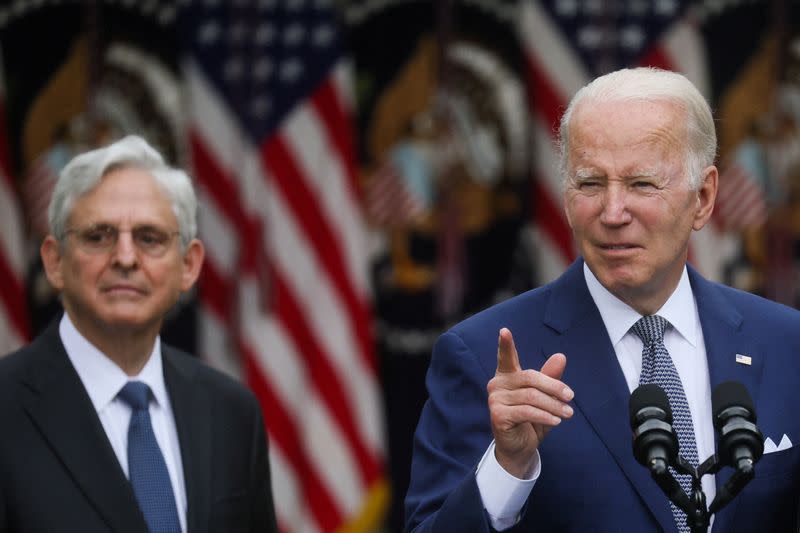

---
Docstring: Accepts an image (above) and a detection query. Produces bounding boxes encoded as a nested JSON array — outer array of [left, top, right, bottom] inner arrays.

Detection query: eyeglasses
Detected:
[[64, 224, 181, 257]]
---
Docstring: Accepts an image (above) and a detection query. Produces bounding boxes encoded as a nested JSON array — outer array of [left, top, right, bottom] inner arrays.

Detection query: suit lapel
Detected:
[[689, 268, 762, 411], [542, 261, 677, 532], [20, 322, 147, 532], [164, 348, 212, 533]]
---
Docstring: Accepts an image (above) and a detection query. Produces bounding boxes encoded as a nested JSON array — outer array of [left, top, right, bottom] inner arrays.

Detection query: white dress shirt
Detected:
[[60, 314, 188, 533], [476, 264, 716, 530]]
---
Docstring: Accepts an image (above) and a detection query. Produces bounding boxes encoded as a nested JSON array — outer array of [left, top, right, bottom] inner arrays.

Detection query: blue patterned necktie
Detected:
[[117, 381, 181, 533], [632, 315, 698, 533]]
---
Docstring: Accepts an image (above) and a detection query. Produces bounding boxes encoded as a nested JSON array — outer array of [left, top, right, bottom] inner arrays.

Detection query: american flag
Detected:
[[519, 0, 730, 283], [714, 139, 768, 231], [0, 50, 30, 356], [363, 158, 426, 228], [182, 2, 386, 531]]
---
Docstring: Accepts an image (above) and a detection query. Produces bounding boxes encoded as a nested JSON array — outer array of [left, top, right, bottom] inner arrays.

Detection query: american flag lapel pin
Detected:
[[735, 353, 752, 366]]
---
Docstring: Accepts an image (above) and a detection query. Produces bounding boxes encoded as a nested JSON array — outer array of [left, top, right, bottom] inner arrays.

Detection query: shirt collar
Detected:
[[583, 262, 699, 347], [59, 313, 168, 412]]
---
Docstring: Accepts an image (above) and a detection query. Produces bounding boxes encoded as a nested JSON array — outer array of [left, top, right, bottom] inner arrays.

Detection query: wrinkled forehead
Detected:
[[567, 99, 688, 158]]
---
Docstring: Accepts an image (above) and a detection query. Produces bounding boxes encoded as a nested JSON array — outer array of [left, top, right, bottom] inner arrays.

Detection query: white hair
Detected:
[[48, 135, 198, 249], [557, 67, 717, 190]]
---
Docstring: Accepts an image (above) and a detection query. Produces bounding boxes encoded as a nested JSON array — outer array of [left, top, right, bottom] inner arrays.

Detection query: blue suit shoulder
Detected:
[[699, 276, 800, 332]]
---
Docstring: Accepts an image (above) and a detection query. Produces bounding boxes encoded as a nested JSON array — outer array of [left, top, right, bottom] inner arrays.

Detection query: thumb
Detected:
[[496, 328, 522, 374], [540, 352, 567, 381]]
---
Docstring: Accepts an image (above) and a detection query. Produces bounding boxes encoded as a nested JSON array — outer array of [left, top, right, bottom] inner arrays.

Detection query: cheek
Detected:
[[145, 262, 185, 291], [566, 198, 596, 232], [66, 259, 102, 288]]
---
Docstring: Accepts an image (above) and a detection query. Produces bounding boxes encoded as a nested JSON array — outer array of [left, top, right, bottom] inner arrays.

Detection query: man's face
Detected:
[[42, 166, 203, 337], [563, 99, 716, 313]]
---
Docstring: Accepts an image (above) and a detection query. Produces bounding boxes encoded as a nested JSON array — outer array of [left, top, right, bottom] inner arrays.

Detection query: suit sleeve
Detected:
[[404, 331, 499, 533], [248, 396, 279, 533]]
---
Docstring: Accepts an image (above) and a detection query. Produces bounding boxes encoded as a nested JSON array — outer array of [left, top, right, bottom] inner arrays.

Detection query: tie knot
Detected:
[[118, 381, 152, 411], [631, 315, 669, 345]]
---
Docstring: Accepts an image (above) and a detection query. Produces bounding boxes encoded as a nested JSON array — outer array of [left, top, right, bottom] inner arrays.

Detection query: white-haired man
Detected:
[[405, 68, 800, 532], [0, 135, 278, 533]]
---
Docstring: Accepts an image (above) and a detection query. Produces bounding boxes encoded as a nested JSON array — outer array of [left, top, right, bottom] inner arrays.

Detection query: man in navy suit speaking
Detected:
[[405, 68, 800, 532]]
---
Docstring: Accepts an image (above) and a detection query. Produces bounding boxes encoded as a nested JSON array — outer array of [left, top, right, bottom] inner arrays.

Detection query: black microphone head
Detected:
[[630, 384, 678, 468], [713, 381, 756, 427], [630, 383, 672, 427], [713, 381, 764, 467]]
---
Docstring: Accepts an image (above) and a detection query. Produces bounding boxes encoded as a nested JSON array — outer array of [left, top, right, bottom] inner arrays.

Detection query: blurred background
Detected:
[[0, 0, 798, 531]]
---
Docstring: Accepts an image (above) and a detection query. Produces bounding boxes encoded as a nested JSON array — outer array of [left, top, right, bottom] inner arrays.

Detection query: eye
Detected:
[[632, 180, 657, 189], [134, 227, 170, 247], [80, 225, 115, 245], [577, 179, 602, 190]]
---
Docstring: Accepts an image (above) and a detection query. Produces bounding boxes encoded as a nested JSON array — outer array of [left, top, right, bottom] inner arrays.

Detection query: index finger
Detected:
[[496, 327, 521, 374]]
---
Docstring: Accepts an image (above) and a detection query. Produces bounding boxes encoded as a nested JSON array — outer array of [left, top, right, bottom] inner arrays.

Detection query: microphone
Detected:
[[708, 381, 764, 515], [712, 381, 764, 472], [630, 384, 694, 516], [630, 383, 679, 475]]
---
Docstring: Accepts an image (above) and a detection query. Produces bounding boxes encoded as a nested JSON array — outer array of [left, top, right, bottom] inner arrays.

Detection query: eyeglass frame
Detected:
[[62, 223, 183, 258]]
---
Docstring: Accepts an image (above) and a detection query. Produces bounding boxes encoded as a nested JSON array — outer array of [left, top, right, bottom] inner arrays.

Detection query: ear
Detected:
[[180, 239, 205, 292], [40, 236, 65, 291], [692, 165, 718, 231], [563, 188, 575, 230]]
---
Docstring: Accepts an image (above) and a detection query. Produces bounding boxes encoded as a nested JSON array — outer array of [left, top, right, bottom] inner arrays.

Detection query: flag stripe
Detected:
[[532, 177, 574, 263], [197, 190, 240, 278], [243, 348, 343, 531], [525, 54, 568, 140], [519, 1, 588, 102], [295, 88, 372, 298], [312, 77, 360, 203], [268, 443, 322, 533], [242, 305, 365, 516], [197, 257, 234, 323], [191, 133, 251, 235], [0, 80, 29, 351], [271, 268, 381, 484], [281, 100, 371, 296], [262, 137, 377, 374], [260, 166, 385, 457], [0, 251, 28, 343]]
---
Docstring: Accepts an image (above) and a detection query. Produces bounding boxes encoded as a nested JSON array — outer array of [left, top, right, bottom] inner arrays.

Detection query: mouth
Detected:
[[102, 285, 146, 295], [596, 243, 641, 255], [599, 243, 638, 250]]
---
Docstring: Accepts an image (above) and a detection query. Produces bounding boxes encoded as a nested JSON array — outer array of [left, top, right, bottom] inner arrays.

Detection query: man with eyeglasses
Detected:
[[0, 135, 278, 533]]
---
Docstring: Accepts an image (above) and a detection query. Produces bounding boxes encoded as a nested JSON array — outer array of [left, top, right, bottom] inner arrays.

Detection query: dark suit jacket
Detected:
[[0, 319, 278, 533], [405, 259, 800, 532]]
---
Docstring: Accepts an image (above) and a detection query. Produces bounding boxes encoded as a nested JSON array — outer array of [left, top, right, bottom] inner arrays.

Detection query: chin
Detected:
[[599, 270, 649, 297], [97, 309, 155, 330]]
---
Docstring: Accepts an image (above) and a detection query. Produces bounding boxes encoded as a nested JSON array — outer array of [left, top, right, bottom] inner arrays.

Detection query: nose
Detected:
[[599, 185, 632, 227], [111, 231, 139, 269]]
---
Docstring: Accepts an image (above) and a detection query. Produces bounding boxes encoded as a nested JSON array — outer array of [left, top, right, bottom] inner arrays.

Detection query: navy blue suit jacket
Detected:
[[405, 260, 800, 532], [0, 319, 278, 533]]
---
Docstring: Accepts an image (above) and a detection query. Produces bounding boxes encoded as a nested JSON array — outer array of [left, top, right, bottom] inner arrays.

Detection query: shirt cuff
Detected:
[[475, 440, 540, 531]]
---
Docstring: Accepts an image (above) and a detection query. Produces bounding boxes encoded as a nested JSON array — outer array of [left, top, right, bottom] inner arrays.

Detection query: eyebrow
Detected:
[[571, 168, 660, 180], [82, 221, 169, 229], [572, 168, 600, 180]]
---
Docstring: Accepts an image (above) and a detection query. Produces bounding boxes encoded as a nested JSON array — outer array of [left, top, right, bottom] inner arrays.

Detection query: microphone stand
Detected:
[[645, 453, 756, 533]]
